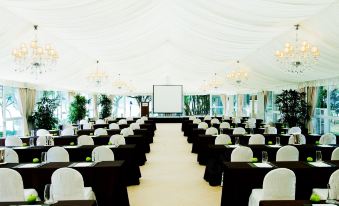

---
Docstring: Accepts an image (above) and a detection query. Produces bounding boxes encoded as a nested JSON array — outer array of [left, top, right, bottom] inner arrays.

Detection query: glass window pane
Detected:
[[5, 119, 23, 137]]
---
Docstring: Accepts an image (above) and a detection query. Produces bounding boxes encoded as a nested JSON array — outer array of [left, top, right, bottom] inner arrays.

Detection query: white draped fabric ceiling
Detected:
[[0, 0, 338, 94]]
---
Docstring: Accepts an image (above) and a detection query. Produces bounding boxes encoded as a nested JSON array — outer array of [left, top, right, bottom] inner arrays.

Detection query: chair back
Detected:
[[193, 119, 202, 124], [276, 146, 299, 161], [94, 128, 108, 136], [211, 118, 220, 125], [232, 117, 241, 124], [198, 122, 208, 130], [51, 168, 85, 201], [0, 168, 25, 201], [141, 116, 148, 121], [233, 127, 246, 135], [118, 119, 128, 125], [266, 127, 277, 134], [82, 123, 92, 130], [92, 146, 114, 162], [248, 134, 265, 145], [95, 119, 105, 124], [47, 147, 69, 162], [5, 136, 23, 147], [328, 169, 339, 199], [77, 135, 94, 146], [79, 119, 88, 125], [126, 117, 134, 121], [61, 128, 74, 136], [231, 146, 253, 162], [262, 168, 296, 200], [120, 128, 134, 137], [109, 123, 119, 130], [332, 147, 339, 160], [204, 115, 212, 121], [130, 123, 140, 130], [220, 122, 231, 129], [36, 136, 54, 146], [288, 134, 306, 145], [215, 134, 231, 145], [205, 127, 218, 135], [136, 119, 144, 124], [288, 127, 301, 135], [319, 133, 336, 145], [189, 116, 196, 121], [109, 135, 126, 146], [4, 148, 19, 163], [36, 129, 50, 137]]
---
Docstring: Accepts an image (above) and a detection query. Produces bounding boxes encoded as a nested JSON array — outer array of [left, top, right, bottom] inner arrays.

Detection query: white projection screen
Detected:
[[153, 85, 183, 113]]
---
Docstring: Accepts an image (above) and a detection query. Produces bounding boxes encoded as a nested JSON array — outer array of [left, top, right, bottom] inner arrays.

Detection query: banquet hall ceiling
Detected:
[[0, 0, 338, 94]]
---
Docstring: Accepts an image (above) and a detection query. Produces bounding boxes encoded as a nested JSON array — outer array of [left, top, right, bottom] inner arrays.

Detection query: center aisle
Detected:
[[127, 123, 221, 206]]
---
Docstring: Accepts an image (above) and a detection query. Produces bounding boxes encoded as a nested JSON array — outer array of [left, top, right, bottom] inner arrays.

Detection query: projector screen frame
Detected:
[[152, 85, 183, 114]]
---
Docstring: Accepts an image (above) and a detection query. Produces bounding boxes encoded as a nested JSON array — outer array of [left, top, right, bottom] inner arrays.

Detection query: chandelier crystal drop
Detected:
[[87, 60, 109, 87], [11, 25, 59, 75], [226, 60, 248, 86], [275, 24, 320, 74]]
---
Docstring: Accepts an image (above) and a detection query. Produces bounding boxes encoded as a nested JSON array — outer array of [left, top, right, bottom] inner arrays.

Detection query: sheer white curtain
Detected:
[[307, 87, 318, 133], [18, 88, 36, 136], [92, 94, 98, 119], [220, 94, 227, 116], [237, 94, 243, 117]]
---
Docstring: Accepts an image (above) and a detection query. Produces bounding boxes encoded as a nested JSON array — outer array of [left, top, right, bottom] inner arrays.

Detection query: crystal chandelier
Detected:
[[11, 25, 59, 75], [275, 24, 320, 74], [87, 60, 109, 87], [207, 73, 224, 90], [226, 61, 248, 86], [112, 74, 129, 90]]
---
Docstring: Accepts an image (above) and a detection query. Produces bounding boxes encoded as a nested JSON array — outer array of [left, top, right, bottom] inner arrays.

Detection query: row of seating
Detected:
[[0, 168, 95, 203], [226, 145, 339, 162], [248, 168, 339, 206], [79, 116, 148, 129], [5, 134, 127, 147]]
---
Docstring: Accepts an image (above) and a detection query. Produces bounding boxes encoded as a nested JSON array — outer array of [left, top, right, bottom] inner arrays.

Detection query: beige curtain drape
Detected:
[[251, 95, 256, 118], [109, 95, 115, 117], [220, 94, 227, 116], [237, 94, 243, 117], [307, 87, 318, 133], [18, 88, 36, 136], [93, 94, 98, 119]]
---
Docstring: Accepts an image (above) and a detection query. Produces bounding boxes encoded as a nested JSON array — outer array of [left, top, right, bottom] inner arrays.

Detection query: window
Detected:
[[211, 95, 223, 116], [1, 86, 23, 137], [184, 95, 210, 115]]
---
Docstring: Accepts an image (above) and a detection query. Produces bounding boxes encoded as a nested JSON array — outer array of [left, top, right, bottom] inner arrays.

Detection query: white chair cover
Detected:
[[288, 134, 306, 145], [51, 168, 95, 201], [220, 122, 231, 129], [0, 168, 25, 201], [193, 119, 202, 124], [215, 134, 231, 145], [120, 128, 134, 137], [95, 119, 105, 124], [47, 147, 69, 162], [233, 127, 246, 135], [109, 123, 120, 130], [189, 116, 196, 121], [136, 119, 145, 124], [4, 148, 19, 163], [36, 129, 50, 137], [248, 134, 265, 145], [231, 146, 253, 162], [126, 117, 134, 121], [205, 127, 218, 135], [313, 169, 339, 200], [118, 119, 128, 125], [204, 115, 212, 121], [5, 136, 23, 147], [266, 127, 278, 134], [248, 168, 296, 206], [247, 118, 256, 128], [79, 119, 88, 125], [82, 123, 92, 130], [222, 115, 230, 120], [319, 133, 336, 145], [211, 118, 220, 124], [331, 147, 339, 160], [276, 146, 299, 161], [198, 122, 208, 130], [77, 135, 94, 146], [232, 117, 241, 124], [130, 123, 140, 130], [92, 146, 114, 162], [61, 128, 74, 136], [94, 128, 108, 136], [141, 116, 148, 121], [109, 135, 126, 146], [36, 136, 55, 146], [288, 127, 302, 135]]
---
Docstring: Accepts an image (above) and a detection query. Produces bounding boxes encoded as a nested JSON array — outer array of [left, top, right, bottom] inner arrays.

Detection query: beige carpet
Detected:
[[127, 123, 221, 206]]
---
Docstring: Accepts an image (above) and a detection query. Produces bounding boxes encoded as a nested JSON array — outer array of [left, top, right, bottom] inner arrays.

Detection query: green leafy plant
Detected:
[[29, 92, 59, 130], [275, 89, 310, 129], [99, 94, 112, 119], [69, 94, 88, 124]]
